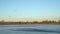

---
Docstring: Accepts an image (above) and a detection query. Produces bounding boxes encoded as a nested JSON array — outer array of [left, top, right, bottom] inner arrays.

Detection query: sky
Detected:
[[0, 0, 60, 21]]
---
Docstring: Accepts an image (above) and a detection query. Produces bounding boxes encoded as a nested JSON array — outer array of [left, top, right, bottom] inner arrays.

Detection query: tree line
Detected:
[[0, 20, 60, 24]]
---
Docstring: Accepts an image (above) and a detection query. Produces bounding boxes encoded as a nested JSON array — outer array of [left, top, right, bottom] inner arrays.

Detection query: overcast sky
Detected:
[[0, 0, 60, 21]]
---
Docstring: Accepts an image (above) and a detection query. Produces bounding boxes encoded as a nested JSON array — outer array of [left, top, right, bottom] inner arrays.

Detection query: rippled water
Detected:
[[0, 24, 60, 34]]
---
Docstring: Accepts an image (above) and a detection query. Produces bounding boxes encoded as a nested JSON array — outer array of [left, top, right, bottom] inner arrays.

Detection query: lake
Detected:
[[0, 24, 60, 34]]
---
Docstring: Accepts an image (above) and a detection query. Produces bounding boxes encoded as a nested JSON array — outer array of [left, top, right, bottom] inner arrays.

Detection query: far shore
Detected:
[[0, 20, 60, 24]]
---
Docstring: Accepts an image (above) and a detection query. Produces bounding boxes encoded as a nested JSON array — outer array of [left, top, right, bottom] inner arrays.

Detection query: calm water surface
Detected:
[[0, 24, 60, 34]]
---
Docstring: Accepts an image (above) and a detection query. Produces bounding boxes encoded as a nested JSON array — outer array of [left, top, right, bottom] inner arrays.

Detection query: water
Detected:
[[0, 24, 60, 34]]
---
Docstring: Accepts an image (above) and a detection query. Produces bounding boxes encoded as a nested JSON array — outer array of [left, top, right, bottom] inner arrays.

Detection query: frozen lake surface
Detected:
[[0, 24, 60, 34]]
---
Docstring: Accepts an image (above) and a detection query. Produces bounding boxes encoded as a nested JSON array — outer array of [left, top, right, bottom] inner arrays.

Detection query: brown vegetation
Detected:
[[0, 20, 60, 24]]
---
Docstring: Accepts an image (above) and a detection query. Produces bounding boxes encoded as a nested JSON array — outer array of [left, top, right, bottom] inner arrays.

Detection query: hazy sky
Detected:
[[0, 0, 60, 21]]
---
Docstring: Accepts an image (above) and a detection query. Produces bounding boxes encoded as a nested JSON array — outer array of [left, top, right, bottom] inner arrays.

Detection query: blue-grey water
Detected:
[[0, 24, 60, 34]]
